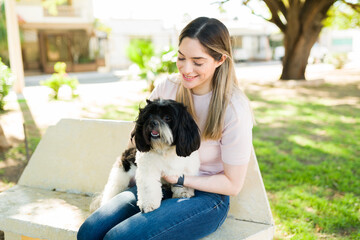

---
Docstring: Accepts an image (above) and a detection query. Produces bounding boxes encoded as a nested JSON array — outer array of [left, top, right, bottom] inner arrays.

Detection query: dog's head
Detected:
[[131, 99, 200, 157]]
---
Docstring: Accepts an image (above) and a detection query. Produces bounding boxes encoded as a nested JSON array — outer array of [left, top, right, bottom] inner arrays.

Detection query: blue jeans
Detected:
[[77, 186, 229, 240]]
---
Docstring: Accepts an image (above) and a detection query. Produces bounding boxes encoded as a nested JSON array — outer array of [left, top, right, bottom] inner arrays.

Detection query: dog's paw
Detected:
[[137, 200, 161, 213], [172, 187, 195, 198]]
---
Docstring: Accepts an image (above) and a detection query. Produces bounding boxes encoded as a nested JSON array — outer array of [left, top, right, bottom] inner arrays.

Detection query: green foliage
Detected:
[[0, 57, 13, 111], [40, 62, 79, 100], [127, 39, 155, 71], [323, 3, 360, 30], [157, 47, 178, 75], [126, 39, 178, 83], [42, 0, 68, 16]]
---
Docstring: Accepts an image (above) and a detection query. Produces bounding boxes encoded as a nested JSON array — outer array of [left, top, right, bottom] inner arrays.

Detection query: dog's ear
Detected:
[[132, 105, 152, 152], [131, 123, 151, 152], [175, 105, 201, 157]]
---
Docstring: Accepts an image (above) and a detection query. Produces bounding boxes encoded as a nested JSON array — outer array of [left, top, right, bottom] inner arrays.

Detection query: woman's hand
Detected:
[[162, 175, 179, 185]]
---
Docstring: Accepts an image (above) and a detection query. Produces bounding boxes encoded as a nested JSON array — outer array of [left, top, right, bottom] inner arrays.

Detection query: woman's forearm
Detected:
[[164, 163, 248, 196], [184, 174, 241, 196]]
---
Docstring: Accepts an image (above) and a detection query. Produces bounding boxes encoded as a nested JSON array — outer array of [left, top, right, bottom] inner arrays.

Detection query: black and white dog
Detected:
[[91, 99, 201, 213]]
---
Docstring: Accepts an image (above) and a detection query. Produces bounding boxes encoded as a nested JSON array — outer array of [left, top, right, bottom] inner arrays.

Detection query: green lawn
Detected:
[[246, 82, 360, 239]]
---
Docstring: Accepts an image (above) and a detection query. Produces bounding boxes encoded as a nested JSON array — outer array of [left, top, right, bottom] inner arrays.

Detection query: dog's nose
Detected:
[[150, 120, 159, 127]]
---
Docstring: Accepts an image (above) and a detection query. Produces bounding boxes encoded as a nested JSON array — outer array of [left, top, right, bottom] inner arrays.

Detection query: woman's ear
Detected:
[[216, 55, 227, 68]]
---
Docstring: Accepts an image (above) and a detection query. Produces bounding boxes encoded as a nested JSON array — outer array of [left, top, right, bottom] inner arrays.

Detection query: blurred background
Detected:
[[0, 1, 359, 239], [1, 0, 359, 76]]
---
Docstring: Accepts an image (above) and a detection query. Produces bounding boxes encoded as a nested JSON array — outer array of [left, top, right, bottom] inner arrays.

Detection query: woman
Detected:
[[78, 16, 253, 240]]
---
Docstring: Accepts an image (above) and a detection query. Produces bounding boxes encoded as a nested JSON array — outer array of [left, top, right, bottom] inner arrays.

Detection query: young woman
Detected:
[[77, 16, 254, 240]]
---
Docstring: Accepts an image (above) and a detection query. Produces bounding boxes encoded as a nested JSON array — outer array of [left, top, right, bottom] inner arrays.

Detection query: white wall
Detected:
[[15, 0, 94, 24]]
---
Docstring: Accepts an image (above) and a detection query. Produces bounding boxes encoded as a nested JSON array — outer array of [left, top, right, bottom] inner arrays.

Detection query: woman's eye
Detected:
[[177, 57, 185, 61], [194, 62, 203, 67]]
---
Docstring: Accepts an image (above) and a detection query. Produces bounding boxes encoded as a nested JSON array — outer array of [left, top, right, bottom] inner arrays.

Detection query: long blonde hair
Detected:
[[176, 17, 241, 140]]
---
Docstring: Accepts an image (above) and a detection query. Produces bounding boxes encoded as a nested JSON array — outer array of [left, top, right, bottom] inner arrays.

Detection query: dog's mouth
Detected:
[[150, 130, 160, 138]]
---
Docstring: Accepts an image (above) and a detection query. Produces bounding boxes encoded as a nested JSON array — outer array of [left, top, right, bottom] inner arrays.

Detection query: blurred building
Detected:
[[15, 0, 106, 73], [319, 28, 360, 63], [102, 16, 276, 70]]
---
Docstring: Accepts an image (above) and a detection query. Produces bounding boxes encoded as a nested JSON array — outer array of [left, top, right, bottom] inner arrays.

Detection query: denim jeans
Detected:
[[77, 185, 230, 240]]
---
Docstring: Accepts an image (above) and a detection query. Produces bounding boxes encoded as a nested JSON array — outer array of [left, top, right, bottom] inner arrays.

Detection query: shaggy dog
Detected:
[[91, 99, 201, 213]]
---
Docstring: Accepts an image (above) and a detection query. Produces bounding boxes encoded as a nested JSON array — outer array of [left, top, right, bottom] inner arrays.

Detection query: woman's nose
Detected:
[[182, 61, 192, 74]]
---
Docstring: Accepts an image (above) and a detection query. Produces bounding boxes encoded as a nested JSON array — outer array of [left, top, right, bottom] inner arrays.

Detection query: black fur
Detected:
[[121, 147, 137, 172], [131, 99, 201, 157]]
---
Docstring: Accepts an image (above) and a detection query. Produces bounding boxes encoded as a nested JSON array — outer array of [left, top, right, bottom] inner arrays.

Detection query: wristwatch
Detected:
[[173, 174, 185, 188]]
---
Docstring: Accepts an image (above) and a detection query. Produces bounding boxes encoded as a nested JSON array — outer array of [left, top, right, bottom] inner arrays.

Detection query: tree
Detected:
[[220, 0, 360, 80]]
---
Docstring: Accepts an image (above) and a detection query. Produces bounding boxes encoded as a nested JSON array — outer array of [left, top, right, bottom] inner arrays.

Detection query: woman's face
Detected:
[[176, 37, 223, 95]]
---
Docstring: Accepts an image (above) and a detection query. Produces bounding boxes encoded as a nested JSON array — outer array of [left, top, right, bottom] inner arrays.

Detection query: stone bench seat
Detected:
[[0, 119, 274, 240]]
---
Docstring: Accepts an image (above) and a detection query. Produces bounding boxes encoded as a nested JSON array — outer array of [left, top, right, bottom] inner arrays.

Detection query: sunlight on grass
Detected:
[[248, 83, 360, 239], [100, 100, 146, 121], [289, 135, 347, 156]]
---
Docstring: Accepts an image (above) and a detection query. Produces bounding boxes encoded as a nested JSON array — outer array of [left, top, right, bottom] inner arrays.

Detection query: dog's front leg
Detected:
[[136, 167, 162, 213]]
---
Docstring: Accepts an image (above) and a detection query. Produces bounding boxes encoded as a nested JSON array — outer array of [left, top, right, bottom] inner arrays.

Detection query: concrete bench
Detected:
[[0, 118, 274, 239]]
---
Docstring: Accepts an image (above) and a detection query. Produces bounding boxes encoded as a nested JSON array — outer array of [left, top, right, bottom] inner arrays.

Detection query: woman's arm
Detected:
[[163, 162, 248, 196]]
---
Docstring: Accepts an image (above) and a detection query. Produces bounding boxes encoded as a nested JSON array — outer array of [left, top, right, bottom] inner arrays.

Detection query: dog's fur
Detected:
[[90, 99, 201, 213]]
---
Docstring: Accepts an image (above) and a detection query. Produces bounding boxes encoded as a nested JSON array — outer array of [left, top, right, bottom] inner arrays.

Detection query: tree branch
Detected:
[[263, 0, 287, 32], [340, 0, 360, 12]]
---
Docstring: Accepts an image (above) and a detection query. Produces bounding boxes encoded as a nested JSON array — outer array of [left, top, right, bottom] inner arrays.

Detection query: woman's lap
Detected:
[[77, 186, 229, 240]]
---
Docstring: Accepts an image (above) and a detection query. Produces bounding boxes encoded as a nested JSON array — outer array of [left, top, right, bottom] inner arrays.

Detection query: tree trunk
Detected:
[[263, 0, 335, 81], [281, 24, 321, 80]]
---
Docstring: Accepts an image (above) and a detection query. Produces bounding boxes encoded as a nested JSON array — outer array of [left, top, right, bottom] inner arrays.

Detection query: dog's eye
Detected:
[[163, 115, 171, 122]]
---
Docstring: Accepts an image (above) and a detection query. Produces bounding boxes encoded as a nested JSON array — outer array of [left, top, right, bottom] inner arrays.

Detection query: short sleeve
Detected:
[[220, 94, 253, 165]]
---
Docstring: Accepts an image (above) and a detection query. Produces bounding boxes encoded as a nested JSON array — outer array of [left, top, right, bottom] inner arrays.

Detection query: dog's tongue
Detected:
[[151, 130, 159, 135]]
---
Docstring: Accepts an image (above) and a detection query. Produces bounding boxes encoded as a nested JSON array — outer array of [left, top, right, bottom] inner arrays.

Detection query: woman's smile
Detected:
[[182, 74, 198, 81]]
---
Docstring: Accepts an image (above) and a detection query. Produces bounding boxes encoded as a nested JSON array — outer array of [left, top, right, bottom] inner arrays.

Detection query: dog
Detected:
[[90, 99, 201, 213]]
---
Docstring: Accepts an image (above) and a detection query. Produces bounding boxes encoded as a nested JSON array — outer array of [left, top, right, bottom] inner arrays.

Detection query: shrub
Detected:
[[325, 53, 348, 69], [0, 57, 14, 111], [41, 62, 79, 100], [127, 39, 178, 91]]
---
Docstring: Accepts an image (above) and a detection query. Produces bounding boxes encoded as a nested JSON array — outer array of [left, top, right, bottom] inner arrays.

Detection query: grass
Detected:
[[100, 101, 146, 121], [246, 82, 360, 239]]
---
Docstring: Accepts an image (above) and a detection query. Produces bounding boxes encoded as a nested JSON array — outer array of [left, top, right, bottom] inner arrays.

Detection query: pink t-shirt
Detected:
[[150, 74, 253, 176]]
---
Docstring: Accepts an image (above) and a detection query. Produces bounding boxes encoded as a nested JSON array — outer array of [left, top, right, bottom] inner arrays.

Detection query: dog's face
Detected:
[[132, 99, 201, 157]]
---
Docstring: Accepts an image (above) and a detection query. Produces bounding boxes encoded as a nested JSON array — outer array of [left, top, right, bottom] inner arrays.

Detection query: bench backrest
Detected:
[[19, 118, 273, 226]]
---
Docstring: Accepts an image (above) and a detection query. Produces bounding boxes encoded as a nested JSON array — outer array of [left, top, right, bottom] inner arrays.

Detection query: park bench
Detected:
[[0, 118, 274, 239]]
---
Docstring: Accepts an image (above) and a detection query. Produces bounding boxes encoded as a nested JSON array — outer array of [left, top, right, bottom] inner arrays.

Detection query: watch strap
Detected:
[[173, 174, 185, 188]]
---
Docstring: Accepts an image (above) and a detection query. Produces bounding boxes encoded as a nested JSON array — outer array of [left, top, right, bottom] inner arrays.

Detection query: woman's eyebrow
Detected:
[[178, 50, 206, 60]]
